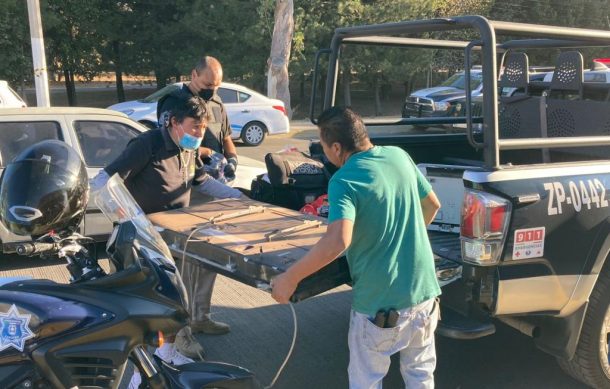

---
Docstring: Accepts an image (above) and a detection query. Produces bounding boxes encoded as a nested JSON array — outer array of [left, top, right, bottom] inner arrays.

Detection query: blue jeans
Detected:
[[347, 298, 438, 389]]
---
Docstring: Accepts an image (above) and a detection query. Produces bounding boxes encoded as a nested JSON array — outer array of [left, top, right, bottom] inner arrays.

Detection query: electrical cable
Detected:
[[264, 302, 297, 389], [180, 224, 299, 388]]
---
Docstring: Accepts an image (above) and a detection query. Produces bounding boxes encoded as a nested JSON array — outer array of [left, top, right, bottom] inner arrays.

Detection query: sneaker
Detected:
[[154, 342, 195, 365], [175, 333, 205, 360], [190, 319, 231, 335]]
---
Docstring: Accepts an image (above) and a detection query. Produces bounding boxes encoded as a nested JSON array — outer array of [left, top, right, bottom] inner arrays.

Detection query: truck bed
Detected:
[[429, 230, 462, 263]]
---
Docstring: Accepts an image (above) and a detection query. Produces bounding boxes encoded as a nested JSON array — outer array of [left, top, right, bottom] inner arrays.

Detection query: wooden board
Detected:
[[148, 198, 351, 302]]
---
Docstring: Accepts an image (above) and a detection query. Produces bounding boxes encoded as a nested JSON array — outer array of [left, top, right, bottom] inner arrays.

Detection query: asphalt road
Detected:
[[233, 121, 317, 162], [0, 255, 587, 389]]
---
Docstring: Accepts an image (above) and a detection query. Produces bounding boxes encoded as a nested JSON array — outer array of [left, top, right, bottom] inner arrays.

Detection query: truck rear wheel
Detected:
[[558, 261, 610, 388]]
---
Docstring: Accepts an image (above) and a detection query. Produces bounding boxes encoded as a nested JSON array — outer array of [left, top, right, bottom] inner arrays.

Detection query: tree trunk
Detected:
[[113, 41, 126, 102], [64, 69, 77, 106], [342, 67, 352, 107], [267, 0, 294, 119], [375, 74, 382, 116], [115, 69, 125, 103], [155, 71, 168, 89]]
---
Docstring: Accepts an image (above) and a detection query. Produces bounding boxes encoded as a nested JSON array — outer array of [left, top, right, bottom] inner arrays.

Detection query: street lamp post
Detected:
[[26, 0, 50, 107]]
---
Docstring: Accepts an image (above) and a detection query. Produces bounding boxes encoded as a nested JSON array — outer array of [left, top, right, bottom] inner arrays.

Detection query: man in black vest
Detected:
[[158, 55, 239, 181]]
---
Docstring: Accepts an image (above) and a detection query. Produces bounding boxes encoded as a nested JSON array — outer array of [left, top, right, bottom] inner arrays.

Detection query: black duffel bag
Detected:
[[251, 151, 329, 210]]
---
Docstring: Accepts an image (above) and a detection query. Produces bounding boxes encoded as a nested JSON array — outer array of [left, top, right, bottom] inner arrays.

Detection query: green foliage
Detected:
[[7, 0, 610, 104], [0, 1, 32, 85], [184, 0, 270, 89], [42, 0, 104, 81], [488, 0, 610, 68]]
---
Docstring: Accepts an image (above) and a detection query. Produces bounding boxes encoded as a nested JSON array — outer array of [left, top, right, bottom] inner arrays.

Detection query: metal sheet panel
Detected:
[[148, 198, 351, 302]]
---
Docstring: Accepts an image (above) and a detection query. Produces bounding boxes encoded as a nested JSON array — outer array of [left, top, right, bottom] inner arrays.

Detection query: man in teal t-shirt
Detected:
[[272, 107, 441, 389]]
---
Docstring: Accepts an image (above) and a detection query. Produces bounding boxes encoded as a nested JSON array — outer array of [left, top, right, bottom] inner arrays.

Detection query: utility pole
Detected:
[[27, 0, 50, 107]]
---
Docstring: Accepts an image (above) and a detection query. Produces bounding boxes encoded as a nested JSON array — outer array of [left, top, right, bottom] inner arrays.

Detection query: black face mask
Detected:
[[199, 89, 214, 101]]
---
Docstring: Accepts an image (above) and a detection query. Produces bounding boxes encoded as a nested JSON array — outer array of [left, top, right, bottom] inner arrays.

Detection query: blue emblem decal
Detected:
[[0, 304, 34, 352]]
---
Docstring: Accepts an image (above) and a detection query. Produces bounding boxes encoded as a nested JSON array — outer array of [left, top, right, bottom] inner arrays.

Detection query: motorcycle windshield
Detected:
[[92, 174, 174, 265]]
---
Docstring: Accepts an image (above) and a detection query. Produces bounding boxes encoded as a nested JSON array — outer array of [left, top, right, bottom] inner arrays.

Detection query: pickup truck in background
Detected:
[[402, 68, 552, 123], [402, 69, 484, 120], [308, 16, 610, 388]]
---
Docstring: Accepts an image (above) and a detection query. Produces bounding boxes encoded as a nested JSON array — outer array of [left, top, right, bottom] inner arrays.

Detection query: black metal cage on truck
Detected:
[[310, 16, 610, 388]]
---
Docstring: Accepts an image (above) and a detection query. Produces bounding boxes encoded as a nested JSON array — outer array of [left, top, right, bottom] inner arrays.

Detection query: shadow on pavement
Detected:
[[196, 281, 585, 389]]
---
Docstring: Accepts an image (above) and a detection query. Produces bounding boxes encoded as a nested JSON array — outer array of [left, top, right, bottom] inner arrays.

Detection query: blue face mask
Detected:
[[178, 125, 203, 150]]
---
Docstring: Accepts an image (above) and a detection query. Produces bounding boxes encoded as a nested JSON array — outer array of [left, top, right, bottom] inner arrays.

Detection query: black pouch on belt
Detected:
[[385, 309, 399, 328], [374, 310, 386, 328]]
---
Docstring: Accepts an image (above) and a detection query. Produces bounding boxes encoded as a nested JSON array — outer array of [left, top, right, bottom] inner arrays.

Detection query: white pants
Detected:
[[347, 298, 439, 389]]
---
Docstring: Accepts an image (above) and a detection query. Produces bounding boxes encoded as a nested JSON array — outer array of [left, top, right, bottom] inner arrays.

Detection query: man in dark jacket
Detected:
[[158, 55, 239, 181]]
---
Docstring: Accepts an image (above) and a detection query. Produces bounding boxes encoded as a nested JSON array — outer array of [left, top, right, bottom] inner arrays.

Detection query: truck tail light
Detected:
[[460, 189, 511, 265], [273, 105, 288, 116]]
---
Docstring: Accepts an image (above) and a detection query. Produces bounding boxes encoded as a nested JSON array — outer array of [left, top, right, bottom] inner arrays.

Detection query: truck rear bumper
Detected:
[[437, 306, 496, 339]]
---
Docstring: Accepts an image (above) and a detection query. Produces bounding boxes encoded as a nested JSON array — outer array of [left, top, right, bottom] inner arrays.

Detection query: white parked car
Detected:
[[108, 82, 289, 146], [0, 107, 265, 254], [0, 81, 27, 108]]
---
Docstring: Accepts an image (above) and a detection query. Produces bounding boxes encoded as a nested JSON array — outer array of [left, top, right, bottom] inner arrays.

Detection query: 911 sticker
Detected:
[[0, 305, 34, 352], [544, 179, 609, 216], [512, 227, 545, 260]]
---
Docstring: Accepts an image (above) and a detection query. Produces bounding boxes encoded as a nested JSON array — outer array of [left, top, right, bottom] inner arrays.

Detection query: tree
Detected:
[[97, 1, 142, 102], [42, 0, 104, 105], [128, 1, 192, 89], [268, 0, 294, 118], [184, 1, 269, 89], [0, 1, 32, 98], [487, 0, 610, 68]]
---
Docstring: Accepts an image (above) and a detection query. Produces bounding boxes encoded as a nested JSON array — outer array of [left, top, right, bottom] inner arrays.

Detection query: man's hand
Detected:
[[224, 157, 238, 180], [271, 272, 298, 304]]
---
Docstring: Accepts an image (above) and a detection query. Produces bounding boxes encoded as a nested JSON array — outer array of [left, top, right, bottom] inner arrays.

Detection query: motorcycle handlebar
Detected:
[[15, 242, 58, 256]]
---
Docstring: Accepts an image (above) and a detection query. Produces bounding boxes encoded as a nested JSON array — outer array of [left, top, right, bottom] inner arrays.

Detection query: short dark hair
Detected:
[[171, 96, 208, 124], [317, 107, 369, 152], [194, 55, 221, 74]]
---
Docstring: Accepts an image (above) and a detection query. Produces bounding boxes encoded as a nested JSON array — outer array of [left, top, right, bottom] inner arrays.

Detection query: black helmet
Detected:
[[0, 140, 88, 237]]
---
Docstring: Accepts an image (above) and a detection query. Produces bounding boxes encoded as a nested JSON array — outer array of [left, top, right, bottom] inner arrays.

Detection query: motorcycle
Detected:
[[0, 173, 258, 388]]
